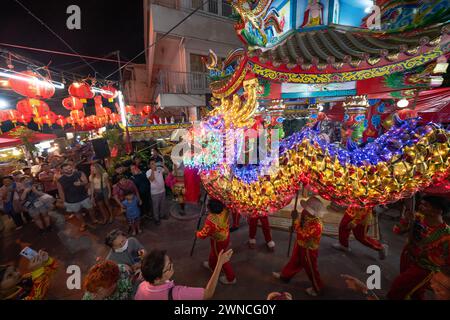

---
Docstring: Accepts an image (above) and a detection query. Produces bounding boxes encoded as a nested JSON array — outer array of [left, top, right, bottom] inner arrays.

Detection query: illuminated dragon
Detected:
[[184, 78, 450, 217]]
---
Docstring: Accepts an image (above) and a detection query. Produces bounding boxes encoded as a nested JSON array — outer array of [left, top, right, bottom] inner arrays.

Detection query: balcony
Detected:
[[157, 70, 210, 95], [152, 0, 234, 18]]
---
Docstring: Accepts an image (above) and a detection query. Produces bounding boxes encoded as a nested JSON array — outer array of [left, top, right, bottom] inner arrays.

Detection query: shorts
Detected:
[[127, 216, 140, 225], [65, 198, 93, 213], [28, 203, 52, 217]]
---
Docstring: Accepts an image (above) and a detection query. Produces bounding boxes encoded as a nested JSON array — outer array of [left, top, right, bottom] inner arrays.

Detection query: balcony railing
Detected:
[[157, 70, 210, 95], [152, 0, 233, 18]]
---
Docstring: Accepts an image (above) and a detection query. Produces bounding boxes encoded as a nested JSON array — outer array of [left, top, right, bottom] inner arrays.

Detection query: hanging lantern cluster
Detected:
[[4, 74, 120, 129], [68, 82, 94, 103]]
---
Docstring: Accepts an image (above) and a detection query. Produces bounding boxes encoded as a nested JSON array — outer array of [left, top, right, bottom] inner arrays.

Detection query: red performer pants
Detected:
[[387, 247, 432, 300], [338, 214, 383, 251], [248, 216, 272, 243], [231, 210, 241, 229], [281, 244, 324, 293], [208, 236, 236, 282]]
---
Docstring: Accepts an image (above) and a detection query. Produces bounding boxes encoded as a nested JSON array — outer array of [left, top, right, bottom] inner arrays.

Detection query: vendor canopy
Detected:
[[0, 137, 21, 149], [0, 127, 57, 144]]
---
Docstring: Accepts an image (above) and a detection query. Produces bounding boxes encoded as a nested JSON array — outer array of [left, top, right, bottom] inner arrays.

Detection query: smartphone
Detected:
[[20, 247, 39, 260]]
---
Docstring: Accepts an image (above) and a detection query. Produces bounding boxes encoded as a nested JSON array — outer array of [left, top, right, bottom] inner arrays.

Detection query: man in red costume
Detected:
[[387, 195, 450, 300], [332, 207, 388, 259], [196, 199, 236, 285], [388, 196, 450, 300], [272, 196, 325, 296], [248, 214, 275, 252], [230, 209, 241, 232]]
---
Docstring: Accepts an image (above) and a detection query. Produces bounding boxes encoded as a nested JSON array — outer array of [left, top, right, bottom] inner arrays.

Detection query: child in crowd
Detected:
[[121, 191, 142, 236]]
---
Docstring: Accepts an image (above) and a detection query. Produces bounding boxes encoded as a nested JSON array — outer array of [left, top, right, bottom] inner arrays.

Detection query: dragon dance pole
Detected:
[[190, 192, 209, 257], [287, 190, 300, 257]]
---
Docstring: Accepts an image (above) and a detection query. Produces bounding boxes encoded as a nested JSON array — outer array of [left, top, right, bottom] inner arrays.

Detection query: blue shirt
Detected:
[[122, 197, 141, 219]]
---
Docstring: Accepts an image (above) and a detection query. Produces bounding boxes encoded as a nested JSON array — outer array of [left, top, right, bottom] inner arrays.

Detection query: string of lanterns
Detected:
[[0, 70, 124, 129]]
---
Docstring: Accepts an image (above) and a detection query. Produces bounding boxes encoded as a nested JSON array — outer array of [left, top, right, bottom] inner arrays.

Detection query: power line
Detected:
[[0, 51, 118, 85], [13, 0, 105, 78], [0, 42, 133, 65], [105, 0, 210, 79]]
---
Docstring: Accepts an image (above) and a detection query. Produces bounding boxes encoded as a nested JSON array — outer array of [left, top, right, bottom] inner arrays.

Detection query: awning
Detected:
[[0, 137, 21, 149], [1, 127, 57, 144]]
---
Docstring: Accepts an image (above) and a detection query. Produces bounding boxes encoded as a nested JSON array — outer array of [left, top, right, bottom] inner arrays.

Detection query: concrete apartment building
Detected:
[[123, 0, 241, 122]]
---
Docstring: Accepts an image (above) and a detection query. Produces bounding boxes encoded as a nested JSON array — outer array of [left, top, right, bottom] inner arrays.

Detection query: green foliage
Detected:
[[102, 128, 125, 168], [9, 127, 38, 162]]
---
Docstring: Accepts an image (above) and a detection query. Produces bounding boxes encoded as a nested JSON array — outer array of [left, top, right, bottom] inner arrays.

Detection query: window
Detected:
[[191, 0, 204, 10], [208, 0, 218, 14], [190, 53, 207, 73], [222, 1, 233, 17]]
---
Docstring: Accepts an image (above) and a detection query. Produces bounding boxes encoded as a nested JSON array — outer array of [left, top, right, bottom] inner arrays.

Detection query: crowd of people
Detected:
[[0, 142, 449, 301], [0, 143, 195, 235]]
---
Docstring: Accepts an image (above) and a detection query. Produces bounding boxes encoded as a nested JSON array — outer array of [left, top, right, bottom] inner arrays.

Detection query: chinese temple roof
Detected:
[[249, 23, 449, 73]]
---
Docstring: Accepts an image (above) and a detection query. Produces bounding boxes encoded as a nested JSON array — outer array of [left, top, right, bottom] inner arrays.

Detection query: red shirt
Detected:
[[113, 180, 139, 202], [38, 170, 57, 192]]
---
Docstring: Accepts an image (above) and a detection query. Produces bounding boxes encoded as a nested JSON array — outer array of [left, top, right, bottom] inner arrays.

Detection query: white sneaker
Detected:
[[219, 275, 237, 285], [202, 261, 212, 271], [305, 287, 318, 297], [267, 241, 275, 252], [379, 244, 389, 260], [272, 272, 281, 279], [332, 243, 351, 252]]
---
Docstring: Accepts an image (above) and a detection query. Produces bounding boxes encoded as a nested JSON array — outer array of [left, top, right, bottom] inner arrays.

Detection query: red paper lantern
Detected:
[[18, 113, 32, 124], [96, 106, 112, 117], [142, 105, 153, 114], [62, 96, 84, 111], [9, 71, 55, 99], [6, 110, 19, 122], [101, 85, 118, 102], [68, 82, 94, 102], [110, 113, 121, 124], [16, 99, 49, 117], [56, 115, 66, 127], [66, 116, 77, 126], [125, 105, 137, 115], [43, 111, 57, 126], [16, 99, 34, 116], [0, 110, 9, 122], [70, 110, 84, 120]]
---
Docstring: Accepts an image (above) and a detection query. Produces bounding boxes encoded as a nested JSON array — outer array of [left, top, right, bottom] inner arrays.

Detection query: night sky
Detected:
[[0, 0, 145, 130]]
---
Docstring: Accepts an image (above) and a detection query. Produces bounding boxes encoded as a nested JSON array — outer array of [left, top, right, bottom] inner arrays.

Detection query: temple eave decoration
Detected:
[[209, 22, 449, 97]]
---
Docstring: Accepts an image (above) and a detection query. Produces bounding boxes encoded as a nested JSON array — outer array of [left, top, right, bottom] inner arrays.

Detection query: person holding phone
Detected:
[[146, 159, 169, 225], [0, 249, 57, 300], [20, 176, 54, 233]]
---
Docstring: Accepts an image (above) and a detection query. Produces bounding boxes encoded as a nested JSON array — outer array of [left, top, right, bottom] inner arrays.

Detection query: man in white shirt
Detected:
[[146, 159, 169, 225]]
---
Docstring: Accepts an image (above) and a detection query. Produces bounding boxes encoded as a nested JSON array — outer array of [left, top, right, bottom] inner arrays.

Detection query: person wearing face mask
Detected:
[[272, 196, 326, 297], [0, 250, 57, 300], [82, 260, 135, 300], [105, 229, 147, 272]]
